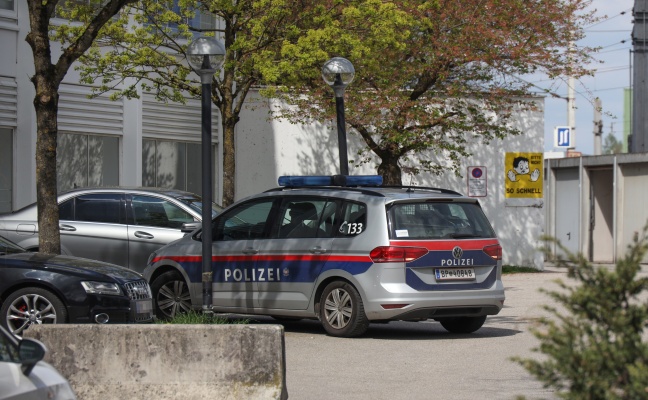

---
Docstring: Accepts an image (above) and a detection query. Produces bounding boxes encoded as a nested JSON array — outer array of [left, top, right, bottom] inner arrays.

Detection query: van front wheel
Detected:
[[151, 271, 192, 320]]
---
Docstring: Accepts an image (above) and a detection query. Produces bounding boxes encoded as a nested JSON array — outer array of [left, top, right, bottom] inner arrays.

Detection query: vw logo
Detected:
[[452, 246, 463, 259]]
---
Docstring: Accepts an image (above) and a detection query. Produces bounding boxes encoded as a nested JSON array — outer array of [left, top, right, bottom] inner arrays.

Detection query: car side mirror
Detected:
[[181, 222, 201, 233], [18, 338, 46, 376]]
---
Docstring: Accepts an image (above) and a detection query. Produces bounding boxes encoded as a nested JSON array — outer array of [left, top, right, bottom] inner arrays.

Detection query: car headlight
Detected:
[[81, 281, 122, 296]]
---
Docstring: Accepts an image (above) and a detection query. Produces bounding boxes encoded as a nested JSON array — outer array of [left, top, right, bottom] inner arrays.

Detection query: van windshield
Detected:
[[389, 202, 496, 240]]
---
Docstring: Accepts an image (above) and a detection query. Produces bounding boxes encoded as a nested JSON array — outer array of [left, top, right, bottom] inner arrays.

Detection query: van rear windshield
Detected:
[[389, 202, 496, 240]]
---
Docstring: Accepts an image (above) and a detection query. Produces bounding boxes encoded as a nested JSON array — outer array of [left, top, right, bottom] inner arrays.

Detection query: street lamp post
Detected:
[[186, 36, 225, 313], [322, 57, 355, 176]]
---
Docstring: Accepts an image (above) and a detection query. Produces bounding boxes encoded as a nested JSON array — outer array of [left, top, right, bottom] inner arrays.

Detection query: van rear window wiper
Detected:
[[447, 233, 482, 239]]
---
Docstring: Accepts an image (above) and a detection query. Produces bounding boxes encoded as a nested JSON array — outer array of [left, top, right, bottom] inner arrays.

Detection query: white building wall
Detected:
[[2, 1, 220, 209], [237, 90, 546, 269], [3, 3, 545, 268]]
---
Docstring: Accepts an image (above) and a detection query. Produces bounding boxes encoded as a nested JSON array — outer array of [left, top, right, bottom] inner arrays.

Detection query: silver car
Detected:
[[0, 325, 76, 400], [144, 176, 505, 337], [0, 188, 222, 273]]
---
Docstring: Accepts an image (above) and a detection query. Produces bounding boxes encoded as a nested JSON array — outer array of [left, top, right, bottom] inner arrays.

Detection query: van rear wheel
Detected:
[[319, 281, 369, 337]]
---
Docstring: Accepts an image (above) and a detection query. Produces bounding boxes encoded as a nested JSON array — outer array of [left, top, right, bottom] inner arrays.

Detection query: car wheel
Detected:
[[439, 316, 487, 334], [0, 287, 67, 338], [151, 271, 192, 320], [319, 281, 369, 338]]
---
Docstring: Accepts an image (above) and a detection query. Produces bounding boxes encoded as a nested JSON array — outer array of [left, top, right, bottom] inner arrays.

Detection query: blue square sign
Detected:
[[555, 126, 573, 148]]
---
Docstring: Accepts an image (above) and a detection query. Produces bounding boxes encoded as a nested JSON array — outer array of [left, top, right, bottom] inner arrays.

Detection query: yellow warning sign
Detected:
[[505, 152, 543, 198]]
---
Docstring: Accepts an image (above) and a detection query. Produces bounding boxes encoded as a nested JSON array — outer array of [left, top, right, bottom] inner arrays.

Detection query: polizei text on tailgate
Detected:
[[441, 258, 474, 266]]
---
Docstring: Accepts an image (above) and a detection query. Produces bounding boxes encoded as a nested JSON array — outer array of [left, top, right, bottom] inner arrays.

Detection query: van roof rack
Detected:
[[381, 185, 462, 196]]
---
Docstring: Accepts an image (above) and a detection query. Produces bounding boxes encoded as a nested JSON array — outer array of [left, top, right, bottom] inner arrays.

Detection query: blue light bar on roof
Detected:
[[341, 175, 383, 186], [278, 175, 383, 187], [278, 176, 332, 186]]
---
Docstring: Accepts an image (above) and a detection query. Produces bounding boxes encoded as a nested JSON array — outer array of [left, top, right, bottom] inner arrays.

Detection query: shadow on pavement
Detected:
[[226, 315, 522, 341]]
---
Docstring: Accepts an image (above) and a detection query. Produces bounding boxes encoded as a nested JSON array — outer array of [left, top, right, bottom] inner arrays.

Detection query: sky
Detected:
[[537, 0, 634, 155]]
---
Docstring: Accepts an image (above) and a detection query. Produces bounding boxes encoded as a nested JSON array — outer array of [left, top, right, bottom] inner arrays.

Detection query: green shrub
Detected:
[[513, 229, 648, 399], [156, 311, 249, 325], [503, 265, 543, 274]]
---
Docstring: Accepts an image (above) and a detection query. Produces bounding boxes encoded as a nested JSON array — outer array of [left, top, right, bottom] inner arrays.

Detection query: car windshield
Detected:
[[389, 201, 496, 240], [178, 197, 223, 218], [0, 236, 26, 255]]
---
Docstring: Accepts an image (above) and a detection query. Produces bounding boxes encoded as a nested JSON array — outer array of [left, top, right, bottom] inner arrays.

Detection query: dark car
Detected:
[[0, 236, 153, 338], [0, 187, 223, 272]]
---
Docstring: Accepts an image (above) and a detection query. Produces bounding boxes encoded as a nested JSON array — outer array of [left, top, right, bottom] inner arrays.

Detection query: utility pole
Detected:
[[632, 0, 648, 152], [593, 98, 603, 155], [568, 39, 577, 151]]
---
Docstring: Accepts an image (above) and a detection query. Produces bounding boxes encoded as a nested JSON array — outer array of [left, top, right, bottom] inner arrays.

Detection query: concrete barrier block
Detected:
[[25, 324, 287, 400]]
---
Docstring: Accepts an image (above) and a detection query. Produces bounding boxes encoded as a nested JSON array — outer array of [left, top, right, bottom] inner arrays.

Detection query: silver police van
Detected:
[[143, 176, 505, 337]]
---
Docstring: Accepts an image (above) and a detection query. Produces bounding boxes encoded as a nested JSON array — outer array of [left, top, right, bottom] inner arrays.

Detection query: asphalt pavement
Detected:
[[273, 269, 569, 400]]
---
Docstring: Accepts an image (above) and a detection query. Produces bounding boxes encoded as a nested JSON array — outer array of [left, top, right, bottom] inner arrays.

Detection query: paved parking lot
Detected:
[[269, 269, 569, 400]]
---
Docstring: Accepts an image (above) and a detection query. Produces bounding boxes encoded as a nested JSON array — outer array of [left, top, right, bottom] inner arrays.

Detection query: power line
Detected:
[[591, 86, 631, 93], [598, 47, 632, 55], [585, 8, 632, 29], [600, 39, 630, 50], [587, 30, 631, 33], [594, 66, 630, 73]]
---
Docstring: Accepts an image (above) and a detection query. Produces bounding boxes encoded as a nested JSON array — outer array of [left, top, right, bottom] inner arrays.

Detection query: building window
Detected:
[[192, 8, 217, 30], [142, 139, 215, 196], [0, 128, 12, 213], [0, 0, 14, 11], [145, 1, 217, 32], [57, 133, 120, 192]]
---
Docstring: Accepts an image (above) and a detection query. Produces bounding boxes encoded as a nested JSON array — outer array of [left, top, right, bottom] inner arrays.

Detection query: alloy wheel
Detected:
[[7, 294, 58, 337], [157, 280, 191, 318], [323, 288, 353, 329]]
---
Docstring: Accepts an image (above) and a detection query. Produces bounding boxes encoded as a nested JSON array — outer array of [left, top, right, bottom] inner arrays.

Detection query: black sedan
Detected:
[[0, 236, 153, 337]]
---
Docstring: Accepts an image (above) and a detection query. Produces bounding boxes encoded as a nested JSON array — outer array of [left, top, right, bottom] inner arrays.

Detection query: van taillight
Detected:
[[483, 244, 502, 260], [370, 246, 428, 263]]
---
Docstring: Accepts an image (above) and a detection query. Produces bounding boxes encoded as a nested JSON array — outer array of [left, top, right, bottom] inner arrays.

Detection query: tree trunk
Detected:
[[25, 0, 136, 254], [26, 0, 61, 255], [221, 117, 236, 207], [377, 156, 403, 186], [33, 80, 61, 254]]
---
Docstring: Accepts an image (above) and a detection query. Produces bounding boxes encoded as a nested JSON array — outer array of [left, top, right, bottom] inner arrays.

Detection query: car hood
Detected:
[[0, 252, 143, 282]]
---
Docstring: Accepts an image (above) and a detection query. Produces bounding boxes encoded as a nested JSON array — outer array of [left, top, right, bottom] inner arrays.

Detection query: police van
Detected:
[[143, 176, 504, 337]]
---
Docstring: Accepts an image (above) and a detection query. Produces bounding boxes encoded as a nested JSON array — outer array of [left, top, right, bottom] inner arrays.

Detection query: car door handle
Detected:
[[59, 224, 77, 232], [242, 248, 259, 255], [134, 231, 154, 239], [310, 246, 327, 254]]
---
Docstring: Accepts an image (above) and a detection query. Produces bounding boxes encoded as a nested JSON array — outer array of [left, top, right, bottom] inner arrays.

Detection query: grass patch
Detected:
[[156, 311, 249, 325], [502, 265, 542, 274]]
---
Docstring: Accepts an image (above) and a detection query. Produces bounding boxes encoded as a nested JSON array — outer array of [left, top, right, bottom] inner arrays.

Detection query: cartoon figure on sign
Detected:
[[507, 156, 540, 182]]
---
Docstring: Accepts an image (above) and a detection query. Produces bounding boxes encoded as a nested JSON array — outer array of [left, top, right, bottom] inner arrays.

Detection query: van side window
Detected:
[[213, 199, 276, 241], [338, 202, 366, 237], [277, 199, 334, 239]]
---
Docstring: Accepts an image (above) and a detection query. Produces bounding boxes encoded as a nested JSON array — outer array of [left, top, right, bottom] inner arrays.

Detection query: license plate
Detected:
[[135, 299, 153, 313], [435, 268, 476, 281]]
